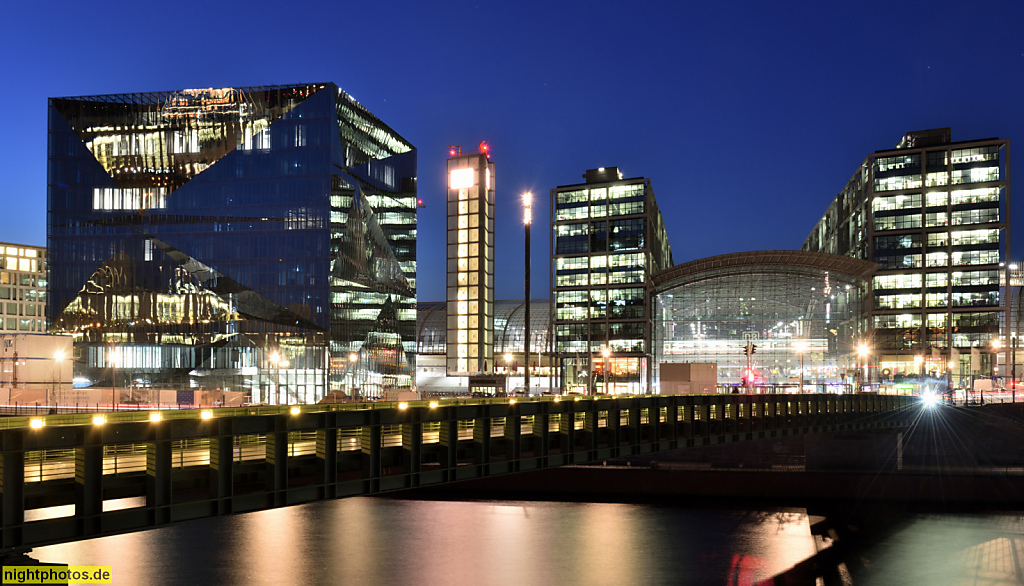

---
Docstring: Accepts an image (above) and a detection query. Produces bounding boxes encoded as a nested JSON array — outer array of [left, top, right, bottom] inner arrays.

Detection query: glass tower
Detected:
[[551, 167, 673, 394], [803, 129, 1009, 386], [445, 148, 495, 375], [47, 83, 417, 403]]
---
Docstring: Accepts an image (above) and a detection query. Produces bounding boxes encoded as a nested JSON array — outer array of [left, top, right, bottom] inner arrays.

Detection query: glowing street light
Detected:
[[794, 341, 808, 394], [523, 191, 532, 398], [601, 347, 611, 395], [857, 343, 870, 391], [269, 351, 290, 405], [348, 352, 359, 399]]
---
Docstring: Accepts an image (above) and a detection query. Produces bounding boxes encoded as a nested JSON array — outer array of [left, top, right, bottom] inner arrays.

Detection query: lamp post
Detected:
[[992, 338, 1003, 405], [794, 341, 808, 394], [348, 352, 358, 400], [914, 355, 924, 395], [109, 346, 120, 410], [857, 343, 870, 393], [52, 350, 65, 407], [269, 351, 290, 405], [601, 347, 611, 395], [523, 191, 532, 397], [1012, 335, 1019, 402], [505, 352, 514, 395]]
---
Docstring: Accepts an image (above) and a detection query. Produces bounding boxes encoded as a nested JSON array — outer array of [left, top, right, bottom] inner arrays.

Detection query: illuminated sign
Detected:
[[449, 168, 474, 190]]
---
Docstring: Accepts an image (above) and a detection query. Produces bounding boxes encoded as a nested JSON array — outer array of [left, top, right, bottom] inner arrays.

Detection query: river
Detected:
[[28, 497, 1024, 585]]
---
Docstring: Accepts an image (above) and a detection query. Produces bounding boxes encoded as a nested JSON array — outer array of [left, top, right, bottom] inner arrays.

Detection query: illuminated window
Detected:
[[449, 168, 474, 189]]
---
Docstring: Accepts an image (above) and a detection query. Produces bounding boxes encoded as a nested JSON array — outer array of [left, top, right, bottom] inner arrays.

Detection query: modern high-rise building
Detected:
[[47, 83, 417, 403], [445, 145, 495, 376], [551, 167, 673, 394], [803, 129, 1009, 386]]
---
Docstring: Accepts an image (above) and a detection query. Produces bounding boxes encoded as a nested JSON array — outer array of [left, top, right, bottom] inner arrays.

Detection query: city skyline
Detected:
[[4, 1, 1024, 302]]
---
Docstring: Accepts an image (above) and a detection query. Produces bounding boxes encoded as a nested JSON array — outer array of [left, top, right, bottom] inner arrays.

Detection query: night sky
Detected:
[[3, 1, 1023, 302]]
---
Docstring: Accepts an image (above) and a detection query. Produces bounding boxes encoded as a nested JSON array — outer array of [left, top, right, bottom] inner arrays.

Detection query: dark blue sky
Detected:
[[3, 1, 1023, 301]]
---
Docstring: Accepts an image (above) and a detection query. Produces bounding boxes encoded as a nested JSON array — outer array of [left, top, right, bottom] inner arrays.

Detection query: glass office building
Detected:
[[47, 84, 417, 402], [802, 129, 1009, 386], [551, 167, 673, 394], [653, 251, 874, 389]]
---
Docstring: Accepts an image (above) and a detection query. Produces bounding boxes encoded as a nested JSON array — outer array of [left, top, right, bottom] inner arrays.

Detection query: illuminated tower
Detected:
[[446, 144, 495, 375]]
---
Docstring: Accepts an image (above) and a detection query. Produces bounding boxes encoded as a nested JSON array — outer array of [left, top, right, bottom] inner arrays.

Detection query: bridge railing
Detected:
[[0, 393, 917, 552]]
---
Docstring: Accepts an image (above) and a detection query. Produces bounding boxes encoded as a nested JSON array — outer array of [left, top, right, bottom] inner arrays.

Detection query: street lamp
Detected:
[[523, 191, 532, 397], [348, 352, 358, 399], [52, 350, 65, 406], [109, 346, 121, 410], [504, 352, 514, 395], [269, 351, 290, 405], [914, 355, 924, 391], [857, 343, 870, 392], [794, 341, 808, 394], [601, 347, 611, 395]]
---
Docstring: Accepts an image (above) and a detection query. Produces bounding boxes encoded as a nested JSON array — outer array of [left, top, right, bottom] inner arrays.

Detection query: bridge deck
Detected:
[[0, 393, 916, 552]]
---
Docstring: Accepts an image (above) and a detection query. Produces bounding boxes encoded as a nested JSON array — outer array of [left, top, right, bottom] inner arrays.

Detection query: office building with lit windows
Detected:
[[47, 84, 417, 402], [551, 167, 673, 394], [802, 128, 1009, 386], [0, 243, 47, 334], [445, 147, 495, 376]]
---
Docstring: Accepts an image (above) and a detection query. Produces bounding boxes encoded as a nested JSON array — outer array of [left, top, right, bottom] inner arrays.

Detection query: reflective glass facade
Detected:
[[803, 129, 1009, 384], [551, 167, 673, 394], [653, 251, 873, 388], [48, 84, 416, 402]]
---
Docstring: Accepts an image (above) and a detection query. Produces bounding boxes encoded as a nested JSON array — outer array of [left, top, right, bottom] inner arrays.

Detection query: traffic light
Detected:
[[751, 344, 758, 355]]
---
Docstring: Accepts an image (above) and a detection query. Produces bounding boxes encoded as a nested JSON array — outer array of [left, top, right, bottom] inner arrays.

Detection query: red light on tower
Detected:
[[448, 145, 462, 158], [478, 141, 490, 158], [417, 199, 425, 208]]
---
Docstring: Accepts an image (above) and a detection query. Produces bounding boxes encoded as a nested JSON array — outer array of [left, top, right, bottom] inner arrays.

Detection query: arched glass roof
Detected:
[[417, 300, 552, 354]]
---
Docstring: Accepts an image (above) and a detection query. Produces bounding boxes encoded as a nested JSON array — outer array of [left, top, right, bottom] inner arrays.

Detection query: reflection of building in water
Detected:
[[48, 84, 417, 402]]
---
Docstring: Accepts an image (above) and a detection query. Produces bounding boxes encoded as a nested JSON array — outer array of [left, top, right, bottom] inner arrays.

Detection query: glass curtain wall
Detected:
[[47, 84, 416, 403], [655, 264, 866, 391]]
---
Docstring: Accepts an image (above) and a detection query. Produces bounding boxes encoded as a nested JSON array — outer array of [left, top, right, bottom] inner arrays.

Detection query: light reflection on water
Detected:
[[30, 498, 1024, 585], [31, 498, 813, 585]]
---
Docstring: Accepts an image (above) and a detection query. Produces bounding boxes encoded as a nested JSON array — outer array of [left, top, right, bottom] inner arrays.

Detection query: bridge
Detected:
[[0, 393, 916, 553]]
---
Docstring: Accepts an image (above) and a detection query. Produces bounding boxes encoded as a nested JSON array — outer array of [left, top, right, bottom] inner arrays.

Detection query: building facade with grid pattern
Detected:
[[802, 129, 1009, 385], [0, 243, 47, 334], [551, 167, 673, 394]]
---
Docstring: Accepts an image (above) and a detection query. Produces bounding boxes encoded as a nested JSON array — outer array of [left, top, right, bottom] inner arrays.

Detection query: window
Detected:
[[925, 252, 947, 267], [874, 294, 921, 309], [874, 234, 921, 251], [874, 314, 921, 328], [873, 193, 921, 212], [950, 229, 999, 246], [924, 191, 948, 207], [875, 254, 921, 269], [951, 270, 999, 286], [952, 291, 999, 307], [951, 208, 999, 225], [874, 214, 921, 231], [951, 188, 1000, 205], [873, 274, 921, 290], [951, 250, 999, 266]]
